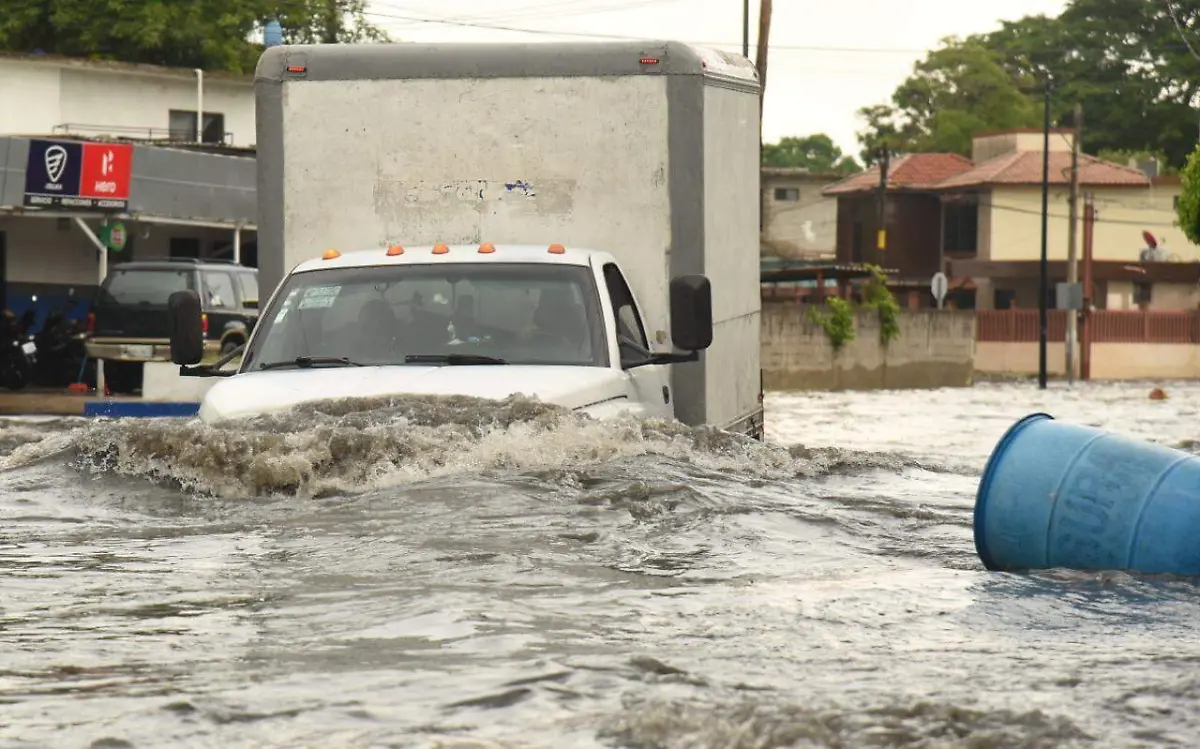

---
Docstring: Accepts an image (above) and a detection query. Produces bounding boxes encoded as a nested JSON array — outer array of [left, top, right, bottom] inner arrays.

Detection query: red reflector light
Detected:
[[286, 65, 306, 74], [86, 311, 95, 333], [201, 314, 209, 334], [639, 57, 660, 65]]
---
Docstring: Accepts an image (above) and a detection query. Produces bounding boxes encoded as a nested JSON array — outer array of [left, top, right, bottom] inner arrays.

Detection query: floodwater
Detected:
[[2, 381, 1199, 748]]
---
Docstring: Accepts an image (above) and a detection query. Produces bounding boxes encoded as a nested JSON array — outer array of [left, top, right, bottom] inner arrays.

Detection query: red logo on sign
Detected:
[[79, 142, 133, 201]]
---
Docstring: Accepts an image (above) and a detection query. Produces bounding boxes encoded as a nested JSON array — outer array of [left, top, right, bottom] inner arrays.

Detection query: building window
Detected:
[[1133, 281, 1152, 307], [774, 187, 800, 201], [943, 202, 978, 255], [168, 109, 226, 144], [169, 237, 201, 259]]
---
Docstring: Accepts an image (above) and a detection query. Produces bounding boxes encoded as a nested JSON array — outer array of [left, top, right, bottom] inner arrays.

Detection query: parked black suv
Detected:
[[86, 258, 259, 392]]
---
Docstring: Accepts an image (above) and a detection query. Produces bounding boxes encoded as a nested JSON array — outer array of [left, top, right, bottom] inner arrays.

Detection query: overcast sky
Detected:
[[362, 0, 1069, 160]]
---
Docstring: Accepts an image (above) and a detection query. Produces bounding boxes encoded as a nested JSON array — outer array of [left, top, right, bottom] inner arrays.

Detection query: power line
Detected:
[[361, 7, 1200, 57], [982, 199, 1182, 228], [368, 0, 681, 26], [360, 9, 932, 53]]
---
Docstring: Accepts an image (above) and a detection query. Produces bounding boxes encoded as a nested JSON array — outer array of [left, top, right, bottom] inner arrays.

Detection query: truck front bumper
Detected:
[[86, 338, 220, 363]]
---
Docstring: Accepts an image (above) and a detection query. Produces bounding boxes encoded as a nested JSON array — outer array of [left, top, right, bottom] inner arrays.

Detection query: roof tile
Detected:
[[936, 151, 1149, 189], [822, 149, 1150, 196], [823, 153, 974, 195]]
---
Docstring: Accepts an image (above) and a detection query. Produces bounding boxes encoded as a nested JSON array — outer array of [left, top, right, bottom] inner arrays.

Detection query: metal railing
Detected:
[[51, 123, 234, 146], [977, 309, 1200, 344]]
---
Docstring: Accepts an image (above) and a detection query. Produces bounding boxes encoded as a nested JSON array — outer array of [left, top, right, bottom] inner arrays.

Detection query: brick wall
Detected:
[[762, 303, 977, 390]]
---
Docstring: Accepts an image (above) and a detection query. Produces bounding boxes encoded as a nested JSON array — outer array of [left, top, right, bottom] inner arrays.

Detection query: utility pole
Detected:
[[1065, 102, 1082, 384], [877, 145, 890, 256], [1038, 79, 1051, 390], [743, 0, 750, 58], [1080, 192, 1095, 381], [755, 0, 772, 128], [754, 0, 771, 232]]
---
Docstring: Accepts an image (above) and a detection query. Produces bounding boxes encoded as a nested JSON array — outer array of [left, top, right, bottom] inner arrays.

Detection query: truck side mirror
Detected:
[[168, 290, 205, 365], [669, 274, 713, 351]]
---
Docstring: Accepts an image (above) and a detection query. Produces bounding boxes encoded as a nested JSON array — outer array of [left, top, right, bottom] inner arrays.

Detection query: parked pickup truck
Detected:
[[170, 39, 764, 437], [87, 258, 259, 392]]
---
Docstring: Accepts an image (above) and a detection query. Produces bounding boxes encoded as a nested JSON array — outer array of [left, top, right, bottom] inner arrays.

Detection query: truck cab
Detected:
[[168, 242, 713, 425]]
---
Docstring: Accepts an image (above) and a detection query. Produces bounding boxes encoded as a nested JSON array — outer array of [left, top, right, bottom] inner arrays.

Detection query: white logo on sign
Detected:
[[44, 145, 67, 184], [101, 150, 113, 175]]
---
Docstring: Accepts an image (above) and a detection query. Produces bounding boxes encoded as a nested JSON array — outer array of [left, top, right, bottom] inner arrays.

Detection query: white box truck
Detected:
[[168, 41, 764, 438]]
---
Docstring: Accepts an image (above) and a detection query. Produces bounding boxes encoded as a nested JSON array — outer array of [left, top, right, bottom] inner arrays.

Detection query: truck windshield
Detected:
[[239, 262, 609, 371]]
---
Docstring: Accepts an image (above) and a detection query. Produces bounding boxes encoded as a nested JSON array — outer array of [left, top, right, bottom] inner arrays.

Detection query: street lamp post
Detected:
[[1038, 79, 1051, 390]]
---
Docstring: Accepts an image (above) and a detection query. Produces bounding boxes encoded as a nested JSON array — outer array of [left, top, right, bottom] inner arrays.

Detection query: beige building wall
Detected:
[[977, 341, 1200, 379], [987, 184, 1189, 262], [1106, 281, 1200, 311], [760, 170, 838, 258]]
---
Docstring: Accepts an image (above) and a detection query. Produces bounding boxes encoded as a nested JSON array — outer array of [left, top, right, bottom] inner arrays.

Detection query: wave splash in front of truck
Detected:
[[0, 394, 946, 499]]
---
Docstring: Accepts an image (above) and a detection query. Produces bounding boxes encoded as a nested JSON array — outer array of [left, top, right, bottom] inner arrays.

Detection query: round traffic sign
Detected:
[[930, 271, 948, 302]]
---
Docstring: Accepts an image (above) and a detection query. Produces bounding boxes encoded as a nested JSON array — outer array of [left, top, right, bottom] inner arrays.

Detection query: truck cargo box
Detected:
[[254, 40, 762, 434]]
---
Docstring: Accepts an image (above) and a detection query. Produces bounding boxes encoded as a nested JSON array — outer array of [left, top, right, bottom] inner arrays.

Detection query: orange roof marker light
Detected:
[[431, 243, 450, 255], [547, 244, 566, 254], [386, 244, 405, 256], [322, 248, 341, 260], [478, 242, 496, 254]]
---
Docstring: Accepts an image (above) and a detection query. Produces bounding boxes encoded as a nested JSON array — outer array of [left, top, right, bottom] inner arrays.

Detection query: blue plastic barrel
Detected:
[[974, 413, 1200, 576]]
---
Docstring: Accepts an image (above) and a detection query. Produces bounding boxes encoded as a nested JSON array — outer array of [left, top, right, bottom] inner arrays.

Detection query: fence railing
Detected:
[[977, 309, 1200, 344], [51, 123, 234, 146]]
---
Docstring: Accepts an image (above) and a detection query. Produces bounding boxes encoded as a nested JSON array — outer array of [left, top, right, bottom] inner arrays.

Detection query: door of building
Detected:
[[0, 231, 7, 312]]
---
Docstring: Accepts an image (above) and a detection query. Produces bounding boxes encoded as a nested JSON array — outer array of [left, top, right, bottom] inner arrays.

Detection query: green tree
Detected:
[[855, 38, 1041, 164], [974, 0, 1200, 169], [1176, 143, 1200, 244], [0, 0, 389, 74], [762, 133, 862, 174]]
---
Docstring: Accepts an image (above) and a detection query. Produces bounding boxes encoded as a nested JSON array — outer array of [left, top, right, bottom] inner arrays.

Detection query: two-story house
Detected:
[[821, 129, 1192, 311]]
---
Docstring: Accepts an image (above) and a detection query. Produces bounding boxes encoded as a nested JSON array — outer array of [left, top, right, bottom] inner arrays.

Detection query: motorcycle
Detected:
[[0, 309, 36, 391], [32, 308, 91, 388]]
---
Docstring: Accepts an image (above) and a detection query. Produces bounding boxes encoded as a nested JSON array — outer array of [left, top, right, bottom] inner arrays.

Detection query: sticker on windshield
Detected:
[[298, 285, 341, 310], [272, 289, 301, 323]]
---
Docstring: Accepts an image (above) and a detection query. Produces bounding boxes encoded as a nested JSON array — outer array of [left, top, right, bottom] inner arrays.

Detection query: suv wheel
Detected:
[[221, 338, 244, 356]]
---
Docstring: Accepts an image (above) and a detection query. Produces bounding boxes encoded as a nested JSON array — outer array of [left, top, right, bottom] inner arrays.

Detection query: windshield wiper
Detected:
[[404, 353, 509, 365], [257, 356, 366, 371]]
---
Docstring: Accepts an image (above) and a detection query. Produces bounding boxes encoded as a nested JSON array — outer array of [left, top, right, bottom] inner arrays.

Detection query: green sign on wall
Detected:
[[98, 221, 128, 252]]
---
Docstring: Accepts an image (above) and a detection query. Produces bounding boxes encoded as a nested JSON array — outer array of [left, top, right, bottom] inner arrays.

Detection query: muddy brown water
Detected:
[[2, 382, 1199, 748]]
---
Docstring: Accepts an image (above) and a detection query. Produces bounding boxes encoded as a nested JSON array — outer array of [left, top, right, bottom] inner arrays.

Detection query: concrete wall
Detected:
[[977, 341, 1200, 380], [762, 303, 976, 390]]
